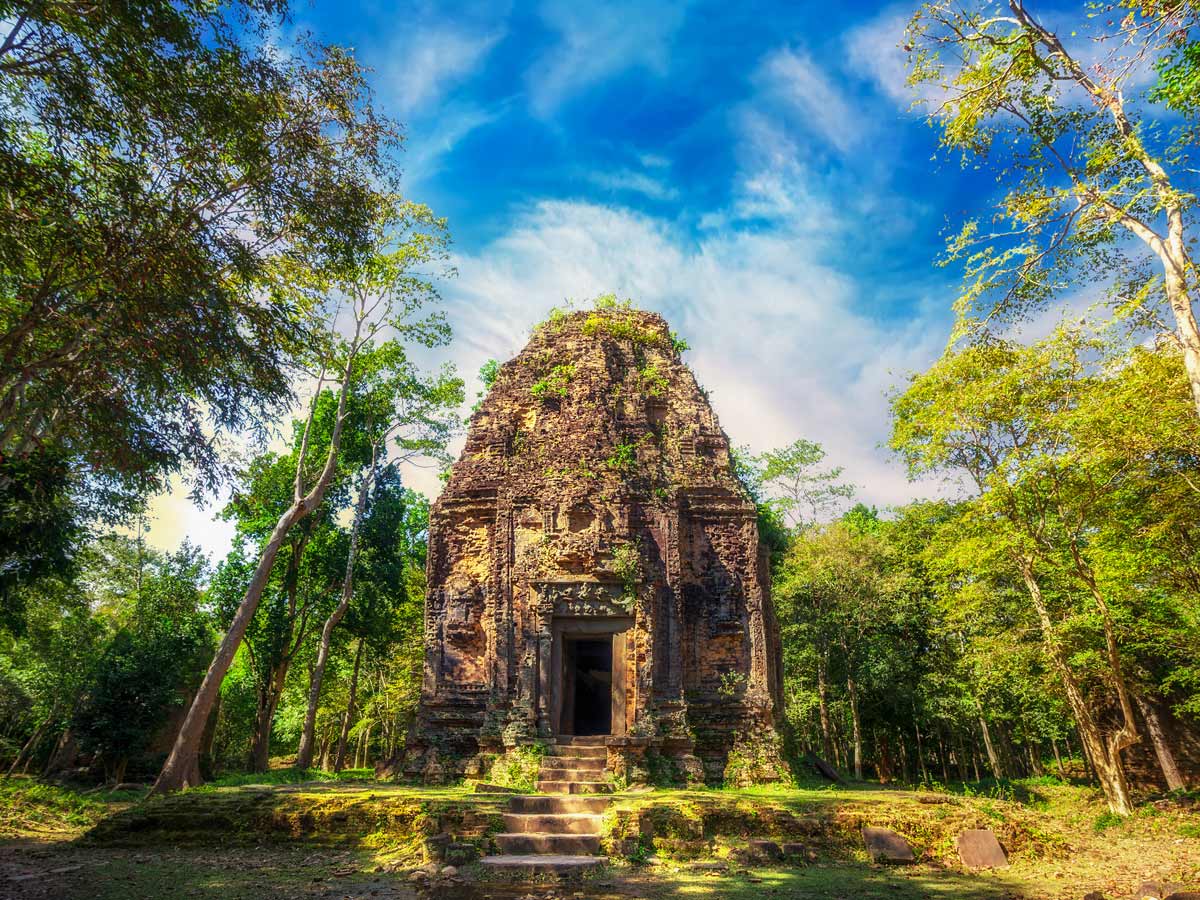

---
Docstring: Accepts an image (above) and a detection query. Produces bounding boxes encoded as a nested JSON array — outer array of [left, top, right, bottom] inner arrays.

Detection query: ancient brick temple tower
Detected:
[[401, 306, 786, 785]]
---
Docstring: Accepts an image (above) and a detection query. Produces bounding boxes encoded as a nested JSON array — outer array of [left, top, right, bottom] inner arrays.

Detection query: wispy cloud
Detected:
[[436, 199, 950, 512], [526, 0, 690, 115], [377, 25, 504, 115], [756, 47, 866, 153], [584, 168, 679, 201], [401, 101, 504, 187], [845, 7, 913, 107]]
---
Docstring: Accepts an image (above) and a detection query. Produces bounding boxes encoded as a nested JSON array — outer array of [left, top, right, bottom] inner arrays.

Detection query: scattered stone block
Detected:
[[1083, 892, 1106, 900], [956, 829, 1009, 869], [443, 842, 478, 866], [422, 832, 451, 862], [862, 826, 915, 864], [781, 842, 806, 858], [440, 866, 458, 877], [1138, 882, 1163, 899], [1164, 893, 1200, 900], [736, 839, 784, 864]]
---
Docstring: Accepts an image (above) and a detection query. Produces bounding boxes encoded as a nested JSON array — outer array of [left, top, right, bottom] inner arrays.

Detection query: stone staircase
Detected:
[[479, 737, 613, 877]]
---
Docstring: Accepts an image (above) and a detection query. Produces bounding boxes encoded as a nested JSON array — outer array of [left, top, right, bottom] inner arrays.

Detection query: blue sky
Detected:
[[152, 0, 1000, 555]]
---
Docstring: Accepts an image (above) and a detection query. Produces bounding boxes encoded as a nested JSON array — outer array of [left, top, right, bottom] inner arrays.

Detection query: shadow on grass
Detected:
[[616, 863, 1023, 900]]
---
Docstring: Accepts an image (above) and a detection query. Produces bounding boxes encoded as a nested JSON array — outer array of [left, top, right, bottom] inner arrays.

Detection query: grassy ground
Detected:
[[0, 775, 1197, 899]]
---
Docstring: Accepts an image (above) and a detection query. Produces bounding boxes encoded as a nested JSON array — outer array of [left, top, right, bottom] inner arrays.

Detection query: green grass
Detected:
[[202, 767, 377, 789], [0, 777, 141, 837]]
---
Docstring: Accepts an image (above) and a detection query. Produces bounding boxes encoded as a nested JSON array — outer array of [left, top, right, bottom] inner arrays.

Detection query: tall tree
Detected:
[[152, 199, 453, 793], [906, 0, 1200, 417], [750, 439, 855, 532], [293, 346, 463, 770], [890, 327, 1170, 812], [0, 1, 401, 632]]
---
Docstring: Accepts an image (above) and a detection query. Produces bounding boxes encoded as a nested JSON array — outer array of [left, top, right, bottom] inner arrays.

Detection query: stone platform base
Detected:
[[479, 854, 607, 877]]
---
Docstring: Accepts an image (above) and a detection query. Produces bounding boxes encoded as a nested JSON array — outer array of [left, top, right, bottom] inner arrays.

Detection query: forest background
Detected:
[[1, 0, 1198, 819]]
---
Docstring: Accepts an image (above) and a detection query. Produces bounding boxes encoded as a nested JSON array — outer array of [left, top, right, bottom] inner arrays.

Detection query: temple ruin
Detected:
[[401, 306, 786, 786]]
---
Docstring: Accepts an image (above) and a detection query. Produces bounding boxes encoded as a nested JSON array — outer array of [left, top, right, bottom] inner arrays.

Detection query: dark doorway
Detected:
[[566, 638, 612, 736]]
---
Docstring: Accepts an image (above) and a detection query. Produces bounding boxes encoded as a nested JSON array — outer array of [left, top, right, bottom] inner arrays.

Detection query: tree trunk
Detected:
[[250, 659, 289, 773], [296, 446, 377, 770], [816, 651, 835, 762], [333, 640, 364, 772], [152, 359, 356, 796], [1134, 694, 1187, 791], [974, 700, 1003, 779], [1026, 742, 1044, 777], [846, 671, 863, 781], [357, 720, 373, 769], [7, 715, 52, 776], [1052, 738, 1067, 781], [1017, 557, 1135, 814], [42, 728, 77, 776], [914, 719, 929, 784]]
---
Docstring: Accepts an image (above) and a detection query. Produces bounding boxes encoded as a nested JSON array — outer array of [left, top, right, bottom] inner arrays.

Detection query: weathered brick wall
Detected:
[[397, 308, 785, 784]]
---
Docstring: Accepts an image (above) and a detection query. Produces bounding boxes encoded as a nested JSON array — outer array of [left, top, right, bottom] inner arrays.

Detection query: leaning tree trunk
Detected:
[[152, 361, 354, 795], [1134, 694, 1187, 791], [333, 640, 364, 772], [295, 445, 377, 770], [1017, 557, 1135, 814], [7, 715, 52, 776]]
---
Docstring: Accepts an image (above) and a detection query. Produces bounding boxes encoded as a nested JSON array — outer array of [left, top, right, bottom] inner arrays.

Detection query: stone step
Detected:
[[540, 756, 606, 773], [556, 735, 608, 746], [502, 813, 604, 835], [479, 855, 607, 877], [546, 744, 607, 759], [537, 780, 613, 794], [509, 795, 612, 815], [538, 767, 608, 783], [494, 833, 602, 855]]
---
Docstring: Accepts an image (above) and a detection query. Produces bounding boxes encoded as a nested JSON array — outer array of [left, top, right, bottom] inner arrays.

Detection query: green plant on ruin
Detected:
[[718, 670, 747, 699], [638, 362, 668, 397], [606, 440, 637, 473], [629, 709, 659, 738], [582, 311, 663, 347], [653, 485, 669, 501], [670, 331, 689, 355], [573, 455, 598, 479], [534, 301, 577, 334], [592, 292, 634, 311], [509, 427, 526, 456], [488, 742, 546, 793], [610, 539, 641, 607], [531, 363, 575, 400]]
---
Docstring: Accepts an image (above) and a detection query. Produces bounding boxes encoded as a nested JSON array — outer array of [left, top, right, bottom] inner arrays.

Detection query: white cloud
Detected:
[[401, 102, 504, 187], [378, 26, 503, 115], [526, 0, 690, 114], [756, 47, 866, 153], [438, 199, 951, 513], [845, 7, 913, 106], [584, 168, 679, 201]]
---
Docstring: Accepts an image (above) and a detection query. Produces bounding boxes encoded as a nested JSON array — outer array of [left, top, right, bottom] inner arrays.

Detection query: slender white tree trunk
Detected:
[[152, 355, 356, 795], [295, 446, 377, 770]]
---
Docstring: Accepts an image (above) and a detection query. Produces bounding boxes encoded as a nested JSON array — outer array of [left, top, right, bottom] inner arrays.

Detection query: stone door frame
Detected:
[[550, 616, 632, 738]]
